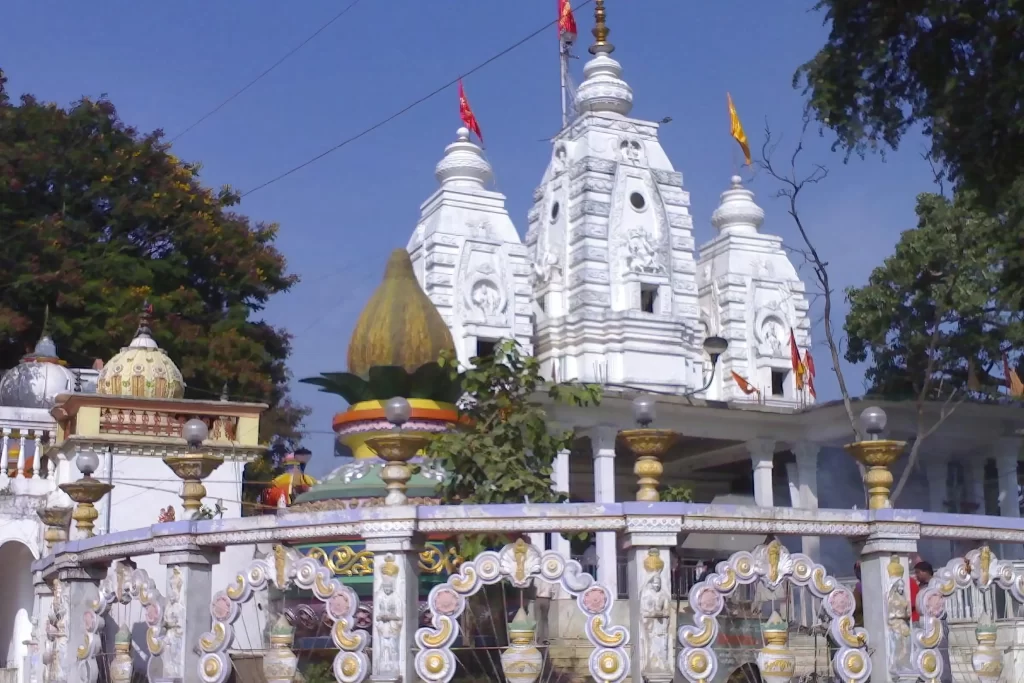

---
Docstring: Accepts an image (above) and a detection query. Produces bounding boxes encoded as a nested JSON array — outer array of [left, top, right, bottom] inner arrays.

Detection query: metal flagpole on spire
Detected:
[[557, 0, 578, 128]]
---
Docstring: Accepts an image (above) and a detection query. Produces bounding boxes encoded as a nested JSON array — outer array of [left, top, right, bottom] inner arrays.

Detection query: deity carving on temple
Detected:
[[375, 555, 404, 675], [640, 550, 671, 674], [624, 227, 663, 274], [886, 557, 913, 674]]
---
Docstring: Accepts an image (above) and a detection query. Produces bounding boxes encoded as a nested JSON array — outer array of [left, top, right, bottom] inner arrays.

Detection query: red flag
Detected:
[[790, 329, 805, 390], [803, 349, 816, 398], [558, 0, 577, 42], [458, 79, 483, 144], [731, 371, 759, 395]]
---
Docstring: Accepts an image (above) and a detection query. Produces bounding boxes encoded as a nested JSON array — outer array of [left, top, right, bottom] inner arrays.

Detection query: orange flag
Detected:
[[1003, 352, 1024, 397], [727, 93, 752, 166], [458, 79, 483, 144], [804, 350, 816, 398], [731, 371, 759, 395], [790, 329, 805, 390], [558, 0, 577, 42]]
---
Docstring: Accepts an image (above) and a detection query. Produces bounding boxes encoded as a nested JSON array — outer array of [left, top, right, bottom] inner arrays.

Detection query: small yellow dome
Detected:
[[347, 249, 455, 378], [95, 306, 185, 399]]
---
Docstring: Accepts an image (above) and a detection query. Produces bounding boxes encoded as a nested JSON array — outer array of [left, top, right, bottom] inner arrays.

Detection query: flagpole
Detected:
[[560, 39, 570, 128]]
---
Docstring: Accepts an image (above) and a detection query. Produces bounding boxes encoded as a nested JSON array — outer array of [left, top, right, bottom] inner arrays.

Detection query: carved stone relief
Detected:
[[458, 244, 509, 325], [618, 137, 646, 166], [622, 227, 665, 275]]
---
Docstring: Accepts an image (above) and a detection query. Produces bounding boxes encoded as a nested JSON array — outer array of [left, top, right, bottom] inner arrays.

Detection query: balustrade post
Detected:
[[158, 548, 220, 683], [58, 564, 108, 683], [623, 513, 681, 683], [0, 428, 10, 487], [16, 432, 27, 478], [32, 431, 43, 480], [858, 517, 920, 683], [365, 513, 421, 683]]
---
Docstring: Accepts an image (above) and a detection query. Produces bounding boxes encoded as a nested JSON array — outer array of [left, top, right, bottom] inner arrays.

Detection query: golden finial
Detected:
[[273, 544, 288, 588], [886, 555, 905, 578], [767, 540, 782, 584], [589, 0, 614, 55], [381, 554, 400, 577], [643, 549, 665, 574]]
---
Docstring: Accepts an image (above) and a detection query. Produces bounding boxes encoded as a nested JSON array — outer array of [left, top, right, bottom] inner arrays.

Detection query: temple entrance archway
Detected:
[[0, 541, 35, 678]]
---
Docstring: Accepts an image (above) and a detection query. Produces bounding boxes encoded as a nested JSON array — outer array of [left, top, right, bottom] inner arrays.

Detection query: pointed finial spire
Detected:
[[137, 300, 153, 338], [41, 304, 51, 336], [220, 383, 229, 401], [589, 0, 614, 55]]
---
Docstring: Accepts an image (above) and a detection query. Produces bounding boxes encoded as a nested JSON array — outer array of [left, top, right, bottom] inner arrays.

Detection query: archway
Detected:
[[0, 541, 35, 679]]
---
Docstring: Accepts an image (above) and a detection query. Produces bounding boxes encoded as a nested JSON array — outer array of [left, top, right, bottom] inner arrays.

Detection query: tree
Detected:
[[0, 68, 308, 488], [844, 189, 1022, 500], [425, 340, 601, 555], [796, 1, 1024, 209]]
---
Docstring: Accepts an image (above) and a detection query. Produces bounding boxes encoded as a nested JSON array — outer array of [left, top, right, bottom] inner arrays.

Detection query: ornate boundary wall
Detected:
[[414, 538, 630, 683], [677, 540, 871, 683], [76, 563, 168, 683], [198, 545, 369, 683]]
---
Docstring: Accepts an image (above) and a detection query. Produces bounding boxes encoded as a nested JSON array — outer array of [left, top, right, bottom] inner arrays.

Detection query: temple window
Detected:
[[771, 369, 787, 397], [640, 284, 658, 313]]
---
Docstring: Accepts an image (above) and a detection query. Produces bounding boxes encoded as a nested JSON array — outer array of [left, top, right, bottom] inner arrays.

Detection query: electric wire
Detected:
[[239, 0, 594, 198], [169, 0, 366, 143]]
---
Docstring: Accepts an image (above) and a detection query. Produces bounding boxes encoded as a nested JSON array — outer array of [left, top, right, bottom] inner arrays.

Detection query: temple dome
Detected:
[[575, 53, 633, 116], [95, 306, 185, 399], [434, 127, 492, 188], [711, 175, 765, 235], [347, 249, 456, 378], [0, 324, 76, 409]]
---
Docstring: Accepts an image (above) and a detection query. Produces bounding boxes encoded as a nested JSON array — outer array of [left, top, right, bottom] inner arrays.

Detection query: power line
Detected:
[[169, 0, 366, 143], [240, 0, 595, 198]]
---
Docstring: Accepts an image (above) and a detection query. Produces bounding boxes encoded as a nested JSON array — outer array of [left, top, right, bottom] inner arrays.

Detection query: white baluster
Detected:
[[15, 432, 27, 478], [0, 428, 9, 486], [32, 430, 42, 479]]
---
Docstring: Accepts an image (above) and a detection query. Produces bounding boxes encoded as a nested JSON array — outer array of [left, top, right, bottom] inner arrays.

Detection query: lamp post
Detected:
[[163, 418, 223, 516], [843, 407, 907, 510], [619, 396, 678, 502], [58, 448, 113, 537], [364, 397, 430, 506]]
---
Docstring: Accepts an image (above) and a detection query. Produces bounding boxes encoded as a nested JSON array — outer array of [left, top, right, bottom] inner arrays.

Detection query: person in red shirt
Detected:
[[909, 570, 921, 621]]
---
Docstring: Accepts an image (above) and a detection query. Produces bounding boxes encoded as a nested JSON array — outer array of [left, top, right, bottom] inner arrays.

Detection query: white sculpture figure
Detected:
[[625, 227, 661, 274], [763, 319, 783, 357], [532, 251, 561, 285], [886, 573, 912, 672], [472, 282, 501, 316], [552, 145, 568, 175], [375, 555, 403, 675], [639, 552, 671, 674]]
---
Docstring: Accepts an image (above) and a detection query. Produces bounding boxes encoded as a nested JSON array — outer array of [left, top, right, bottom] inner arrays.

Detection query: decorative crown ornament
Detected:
[[887, 556, 905, 578], [381, 554, 400, 577], [642, 549, 665, 574]]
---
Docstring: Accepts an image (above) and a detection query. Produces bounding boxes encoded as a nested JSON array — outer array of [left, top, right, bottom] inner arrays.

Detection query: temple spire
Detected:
[[589, 0, 614, 55]]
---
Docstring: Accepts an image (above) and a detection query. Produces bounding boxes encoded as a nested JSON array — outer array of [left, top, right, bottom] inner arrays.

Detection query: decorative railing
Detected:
[[0, 427, 56, 489]]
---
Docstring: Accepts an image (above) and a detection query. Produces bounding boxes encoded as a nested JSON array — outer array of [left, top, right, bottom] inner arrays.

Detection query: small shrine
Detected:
[[293, 249, 463, 596]]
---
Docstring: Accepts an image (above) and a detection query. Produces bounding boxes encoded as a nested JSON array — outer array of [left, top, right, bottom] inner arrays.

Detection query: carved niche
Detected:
[[458, 242, 509, 326], [618, 137, 646, 166], [751, 280, 798, 359]]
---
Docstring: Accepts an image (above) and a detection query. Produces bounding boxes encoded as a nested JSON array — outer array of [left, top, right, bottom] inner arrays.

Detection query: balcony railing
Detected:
[[0, 427, 56, 493]]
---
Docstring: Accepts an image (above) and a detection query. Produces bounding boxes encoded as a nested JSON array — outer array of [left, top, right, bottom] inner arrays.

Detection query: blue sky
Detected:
[[3, 1, 935, 475]]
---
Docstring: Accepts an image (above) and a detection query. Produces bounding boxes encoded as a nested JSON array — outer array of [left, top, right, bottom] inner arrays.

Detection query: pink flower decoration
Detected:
[[328, 594, 351, 619], [829, 589, 853, 615], [433, 590, 459, 616], [696, 588, 721, 615], [924, 592, 945, 618], [582, 587, 608, 614], [211, 596, 231, 621]]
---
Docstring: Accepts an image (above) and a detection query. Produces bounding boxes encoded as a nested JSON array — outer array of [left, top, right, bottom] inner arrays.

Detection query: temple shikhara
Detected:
[[2, 3, 1024, 683]]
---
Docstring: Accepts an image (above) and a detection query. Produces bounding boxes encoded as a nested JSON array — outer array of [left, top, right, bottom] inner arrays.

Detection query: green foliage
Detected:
[[0, 69, 308, 503], [796, 1, 1024, 209], [660, 485, 694, 503], [300, 362, 462, 404], [844, 190, 1023, 398], [426, 340, 601, 557]]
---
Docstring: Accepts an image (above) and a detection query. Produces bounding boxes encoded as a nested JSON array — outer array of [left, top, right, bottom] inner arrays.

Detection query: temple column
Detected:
[[623, 515, 681, 683], [158, 548, 219, 683], [995, 438, 1022, 559], [748, 439, 776, 507], [859, 522, 919, 683], [793, 442, 821, 562], [59, 565, 107, 683], [966, 456, 988, 514], [366, 513, 421, 683], [551, 449, 572, 558], [589, 426, 619, 595]]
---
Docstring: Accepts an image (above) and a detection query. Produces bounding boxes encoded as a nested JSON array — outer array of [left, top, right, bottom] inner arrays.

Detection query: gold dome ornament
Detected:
[[619, 396, 678, 502], [96, 302, 185, 399], [346, 250, 455, 379], [843, 407, 907, 510]]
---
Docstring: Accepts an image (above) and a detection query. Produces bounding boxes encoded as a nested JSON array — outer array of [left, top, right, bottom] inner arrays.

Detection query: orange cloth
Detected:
[[910, 578, 920, 621]]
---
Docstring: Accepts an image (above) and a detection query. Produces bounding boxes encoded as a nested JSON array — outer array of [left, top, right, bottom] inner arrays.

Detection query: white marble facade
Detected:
[[407, 127, 533, 367]]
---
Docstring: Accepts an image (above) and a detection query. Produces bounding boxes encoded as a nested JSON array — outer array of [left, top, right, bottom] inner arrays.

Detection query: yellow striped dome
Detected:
[[347, 249, 455, 378], [95, 307, 185, 399]]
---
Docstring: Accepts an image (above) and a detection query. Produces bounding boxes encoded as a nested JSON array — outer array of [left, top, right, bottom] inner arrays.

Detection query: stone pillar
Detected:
[[366, 515, 421, 683], [748, 439, 776, 507], [623, 515, 680, 683], [793, 442, 821, 562], [551, 449, 572, 558], [58, 565, 107, 683], [924, 456, 949, 513], [158, 548, 219, 683], [858, 520, 919, 683], [995, 438, 1021, 559], [590, 426, 619, 595], [30, 573, 50, 683]]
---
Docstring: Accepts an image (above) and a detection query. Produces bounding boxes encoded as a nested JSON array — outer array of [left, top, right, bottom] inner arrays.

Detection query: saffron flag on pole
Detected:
[[1003, 351, 1024, 397], [558, 0, 577, 43], [458, 79, 483, 144], [731, 371, 759, 395], [804, 350, 816, 399], [727, 93, 752, 166], [790, 329, 805, 390]]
